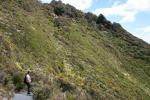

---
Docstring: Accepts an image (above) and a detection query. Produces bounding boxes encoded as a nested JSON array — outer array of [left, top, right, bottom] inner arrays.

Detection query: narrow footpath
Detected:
[[13, 92, 33, 100]]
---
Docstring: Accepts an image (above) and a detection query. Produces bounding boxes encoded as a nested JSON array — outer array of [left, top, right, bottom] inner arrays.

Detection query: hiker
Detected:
[[24, 71, 32, 94]]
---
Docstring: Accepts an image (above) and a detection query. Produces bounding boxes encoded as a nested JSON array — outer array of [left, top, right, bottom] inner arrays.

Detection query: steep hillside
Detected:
[[0, 0, 150, 99]]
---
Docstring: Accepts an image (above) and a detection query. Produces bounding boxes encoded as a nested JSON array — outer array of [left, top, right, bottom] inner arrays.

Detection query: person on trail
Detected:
[[24, 71, 32, 94]]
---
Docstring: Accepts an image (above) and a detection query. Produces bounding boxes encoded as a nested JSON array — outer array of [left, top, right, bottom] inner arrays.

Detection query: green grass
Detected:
[[0, 0, 150, 99]]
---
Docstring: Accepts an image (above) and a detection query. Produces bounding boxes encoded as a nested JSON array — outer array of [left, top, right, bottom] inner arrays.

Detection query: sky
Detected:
[[41, 0, 150, 44]]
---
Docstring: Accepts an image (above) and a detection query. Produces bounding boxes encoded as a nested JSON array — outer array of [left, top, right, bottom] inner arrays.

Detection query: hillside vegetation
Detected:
[[0, 0, 150, 99]]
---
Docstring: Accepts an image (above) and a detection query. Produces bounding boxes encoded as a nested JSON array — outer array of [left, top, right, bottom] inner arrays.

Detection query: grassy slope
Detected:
[[0, 0, 150, 99]]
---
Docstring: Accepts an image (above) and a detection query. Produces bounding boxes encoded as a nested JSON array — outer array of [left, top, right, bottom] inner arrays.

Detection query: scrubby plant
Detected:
[[85, 12, 97, 23], [12, 72, 24, 91]]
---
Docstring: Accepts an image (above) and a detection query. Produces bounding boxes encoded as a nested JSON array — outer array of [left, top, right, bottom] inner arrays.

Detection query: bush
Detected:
[[85, 12, 97, 23], [96, 14, 107, 24], [4, 74, 13, 86], [13, 72, 24, 91], [65, 4, 84, 18], [50, 0, 84, 18], [96, 14, 112, 30], [54, 5, 65, 16], [35, 88, 51, 100], [54, 17, 70, 27], [18, 0, 41, 12], [112, 22, 123, 32]]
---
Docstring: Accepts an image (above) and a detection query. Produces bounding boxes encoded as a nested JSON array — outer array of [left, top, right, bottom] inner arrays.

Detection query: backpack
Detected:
[[24, 75, 27, 83]]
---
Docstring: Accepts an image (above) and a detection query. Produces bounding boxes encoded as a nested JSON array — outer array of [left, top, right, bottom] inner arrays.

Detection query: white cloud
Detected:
[[40, 0, 93, 10], [137, 26, 150, 33], [112, 1, 122, 6], [135, 33, 150, 44], [93, 0, 150, 22], [135, 26, 150, 43]]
